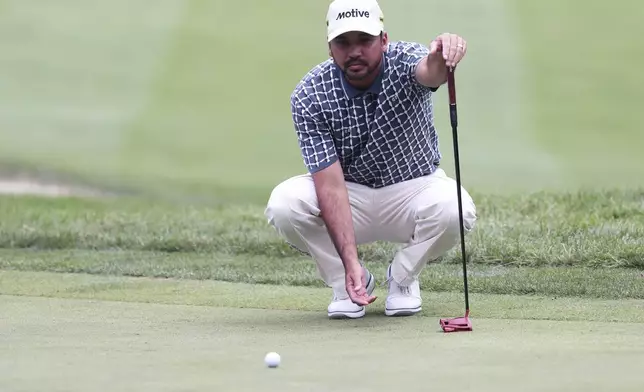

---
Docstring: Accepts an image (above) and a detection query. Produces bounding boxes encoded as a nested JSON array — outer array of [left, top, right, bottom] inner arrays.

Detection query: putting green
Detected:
[[2, 293, 643, 392]]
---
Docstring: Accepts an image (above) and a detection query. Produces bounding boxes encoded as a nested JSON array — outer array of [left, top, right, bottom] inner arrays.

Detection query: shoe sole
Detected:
[[328, 309, 366, 319], [384, 306, 422, 317], [327, 272, 376, 319]]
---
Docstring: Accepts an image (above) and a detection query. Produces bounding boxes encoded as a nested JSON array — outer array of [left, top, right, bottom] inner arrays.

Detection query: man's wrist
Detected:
[[426, 54, 448, 75], [341, 252, 361, 271], [415, 54, 448, 88]]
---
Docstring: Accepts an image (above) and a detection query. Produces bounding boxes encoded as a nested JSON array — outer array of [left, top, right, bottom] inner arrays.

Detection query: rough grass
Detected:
[[1, 190, 643, 269], [0, 190, 643, 300]]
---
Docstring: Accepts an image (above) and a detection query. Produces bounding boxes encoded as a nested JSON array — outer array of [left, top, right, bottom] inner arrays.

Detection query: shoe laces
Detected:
[[383, 276, 411, 295]]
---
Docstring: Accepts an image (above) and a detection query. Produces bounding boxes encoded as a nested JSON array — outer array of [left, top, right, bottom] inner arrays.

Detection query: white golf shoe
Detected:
[[384, 264, 422, 317], [327, 268, 376, 319]]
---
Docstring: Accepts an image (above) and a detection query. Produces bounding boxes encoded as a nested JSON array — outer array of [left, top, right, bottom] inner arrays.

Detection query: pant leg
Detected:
[[264, 174, 378, 297], [376, 168, 477, 287]]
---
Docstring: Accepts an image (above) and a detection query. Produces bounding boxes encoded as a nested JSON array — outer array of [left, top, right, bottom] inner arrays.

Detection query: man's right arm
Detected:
[[291, 94, 360, 271], [291, 91, 376, 305], [310, 160, 360, 272]]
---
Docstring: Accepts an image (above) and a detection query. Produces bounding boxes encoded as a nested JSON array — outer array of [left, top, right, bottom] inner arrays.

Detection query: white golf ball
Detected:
[[264, 352, 280, 368]]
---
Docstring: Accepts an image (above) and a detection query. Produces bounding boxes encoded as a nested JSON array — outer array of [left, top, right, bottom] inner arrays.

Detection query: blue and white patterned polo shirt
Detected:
[[290, 40, 441, 188]]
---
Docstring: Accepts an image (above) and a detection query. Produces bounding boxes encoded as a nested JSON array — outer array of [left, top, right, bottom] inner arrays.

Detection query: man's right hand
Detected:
[[345, 262, 377, 306]]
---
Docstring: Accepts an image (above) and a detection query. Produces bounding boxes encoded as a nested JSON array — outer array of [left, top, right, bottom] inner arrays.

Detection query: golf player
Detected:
[[264, 0, 477, 319]]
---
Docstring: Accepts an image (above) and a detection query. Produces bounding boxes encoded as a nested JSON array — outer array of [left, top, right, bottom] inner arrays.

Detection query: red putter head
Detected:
[[439, 311, 472, 333]]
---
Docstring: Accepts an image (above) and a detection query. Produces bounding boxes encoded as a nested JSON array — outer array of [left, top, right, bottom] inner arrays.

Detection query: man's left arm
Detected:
[[414, 33, 467, 89]]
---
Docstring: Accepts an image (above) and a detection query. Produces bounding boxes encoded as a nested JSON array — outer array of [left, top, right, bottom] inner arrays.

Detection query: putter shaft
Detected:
[[447, 69, 470, 314]]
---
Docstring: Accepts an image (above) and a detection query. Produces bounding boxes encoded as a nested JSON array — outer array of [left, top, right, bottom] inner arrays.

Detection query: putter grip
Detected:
[[447, 69, 456, 105], [448, 70, 458, 127]]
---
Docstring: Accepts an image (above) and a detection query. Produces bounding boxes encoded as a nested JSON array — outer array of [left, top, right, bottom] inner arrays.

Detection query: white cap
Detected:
[[326, 0, 384, 42]]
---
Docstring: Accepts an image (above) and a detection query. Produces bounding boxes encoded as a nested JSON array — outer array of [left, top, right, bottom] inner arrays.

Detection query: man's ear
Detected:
[[381, 31, 389, 50]]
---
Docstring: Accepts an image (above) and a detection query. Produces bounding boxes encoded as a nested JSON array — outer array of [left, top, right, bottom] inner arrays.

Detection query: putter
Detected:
[[439, 67, 473, 333]]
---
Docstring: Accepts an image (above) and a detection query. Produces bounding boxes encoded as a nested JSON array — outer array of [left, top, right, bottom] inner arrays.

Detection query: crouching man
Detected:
[[265, 0, 477, 319]]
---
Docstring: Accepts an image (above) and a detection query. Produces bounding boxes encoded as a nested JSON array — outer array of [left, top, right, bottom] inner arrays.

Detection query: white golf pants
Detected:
[[264, 168, 477, 297]]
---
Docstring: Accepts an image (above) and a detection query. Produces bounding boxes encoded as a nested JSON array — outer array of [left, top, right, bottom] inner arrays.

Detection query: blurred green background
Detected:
[[1, 0, 642, 203], [1, 4, 643, 390]]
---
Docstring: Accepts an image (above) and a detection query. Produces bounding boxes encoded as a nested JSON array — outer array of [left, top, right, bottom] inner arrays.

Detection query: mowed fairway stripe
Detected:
[[0, 0, 184, 179], [118, 0, 327, 193], [379, 0, 564, 194]]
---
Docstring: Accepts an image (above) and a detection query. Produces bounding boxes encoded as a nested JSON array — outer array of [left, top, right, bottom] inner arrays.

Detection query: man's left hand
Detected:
[[429, 33, 467, 69]]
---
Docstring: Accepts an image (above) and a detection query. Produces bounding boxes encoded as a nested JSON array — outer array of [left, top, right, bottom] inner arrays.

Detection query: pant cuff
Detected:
[[390, 262, 417, 286]]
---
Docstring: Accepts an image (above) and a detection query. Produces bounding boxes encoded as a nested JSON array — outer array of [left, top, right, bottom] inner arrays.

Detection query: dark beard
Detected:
[[342, 58, 380, 81]]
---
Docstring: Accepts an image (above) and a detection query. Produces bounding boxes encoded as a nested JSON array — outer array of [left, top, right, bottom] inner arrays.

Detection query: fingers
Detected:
[[455, 36, 467, 66], [354, 274, 366, 294], [429, 39, 441, 54], [346, 275, 364, 305], [350, 283, 371, 305], [438, 33, 466, 68], [346, 273, 377, 306], [349, 293, 377, 306], [347, 286, 374, 306]]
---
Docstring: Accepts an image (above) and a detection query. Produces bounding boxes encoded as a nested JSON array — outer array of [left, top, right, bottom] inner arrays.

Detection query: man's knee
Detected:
[[418, 189, 477, 236], [264, 175, 318, 231]]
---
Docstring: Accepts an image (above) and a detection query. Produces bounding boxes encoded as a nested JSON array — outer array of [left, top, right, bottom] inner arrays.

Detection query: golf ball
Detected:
[[264, 352, 280, 368]]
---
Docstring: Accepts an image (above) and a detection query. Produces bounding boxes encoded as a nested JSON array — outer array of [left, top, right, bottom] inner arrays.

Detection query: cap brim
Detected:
[[327, 22, 382, 42]]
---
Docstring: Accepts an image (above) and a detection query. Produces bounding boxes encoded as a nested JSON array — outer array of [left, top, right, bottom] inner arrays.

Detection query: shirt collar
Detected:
[[335, 54, 385, 99]]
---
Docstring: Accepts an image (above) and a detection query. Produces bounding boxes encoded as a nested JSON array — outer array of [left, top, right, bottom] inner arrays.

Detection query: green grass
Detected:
[[3, 291, 643, 392], [1, 193, 642, 269], [2, 271, 644, 323], [0, 194, 642, 300], [2, 250, 643, 299]]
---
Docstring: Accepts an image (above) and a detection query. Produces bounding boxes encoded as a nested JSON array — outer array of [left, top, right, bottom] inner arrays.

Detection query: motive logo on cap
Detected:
[[336, 8, 370, 20]]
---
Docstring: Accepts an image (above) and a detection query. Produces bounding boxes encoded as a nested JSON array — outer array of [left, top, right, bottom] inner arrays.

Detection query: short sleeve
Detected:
[[393, 41, 438, 92], [291, 92, 338, 174]]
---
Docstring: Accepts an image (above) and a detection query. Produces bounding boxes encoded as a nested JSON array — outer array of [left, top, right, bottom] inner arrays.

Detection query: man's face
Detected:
[[329, 31, 387, 85]]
